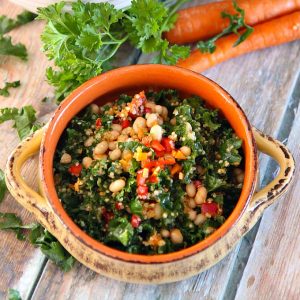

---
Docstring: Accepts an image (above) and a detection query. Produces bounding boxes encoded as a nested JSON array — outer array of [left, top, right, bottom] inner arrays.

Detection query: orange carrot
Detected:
[[166, 0, 300, 44], [177, 12, 300, 73]]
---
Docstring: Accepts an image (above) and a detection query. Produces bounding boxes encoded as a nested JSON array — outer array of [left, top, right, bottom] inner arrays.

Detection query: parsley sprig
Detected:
[[0, 11, 36, 35], [0, 80, 20, 97], [197, 0, 254, 54], [38, 0, 189, 102]]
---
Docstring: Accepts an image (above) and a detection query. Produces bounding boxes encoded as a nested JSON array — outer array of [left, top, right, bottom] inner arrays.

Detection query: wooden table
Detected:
[[1, 1, 299, 299]]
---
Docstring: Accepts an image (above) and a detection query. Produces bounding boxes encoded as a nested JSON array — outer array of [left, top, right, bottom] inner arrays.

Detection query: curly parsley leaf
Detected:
[[0, 105, 41, 140], [0, 169, 7, 203], [0, 35, 27, 60], [0, 11, 36, 34], [0, 80, 20, 97], [124, 0, 189, 64], [197, 0, 254, 53], [7, 288, 22, 300], [38, 1, 126, 102]]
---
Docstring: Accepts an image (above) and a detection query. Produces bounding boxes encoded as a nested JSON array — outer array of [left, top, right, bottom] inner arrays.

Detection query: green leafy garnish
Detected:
[[30, 224, 75, 272], [0, 35, 27, 60], [0, 169, 7, 203], [197, 0, 254, 53], [0, 106, 41, 140], [124, 0, 190, 64], [38, 0, 189, 102], [0, 213, 36, 240], [37, 1, 126, 101], [108, 217, 133, 246], [7, 288, 22, 300], [0, 11, 36, 34], [0, 80, 20, 97]]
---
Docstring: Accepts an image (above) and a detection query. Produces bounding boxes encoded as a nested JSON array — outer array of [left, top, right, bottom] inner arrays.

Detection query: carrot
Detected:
[[176, 12, 300, 73], [165, 0, 300, 44]]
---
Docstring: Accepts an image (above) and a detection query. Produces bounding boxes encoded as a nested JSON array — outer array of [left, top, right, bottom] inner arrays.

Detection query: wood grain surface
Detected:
[[0, 1, 299, 299]]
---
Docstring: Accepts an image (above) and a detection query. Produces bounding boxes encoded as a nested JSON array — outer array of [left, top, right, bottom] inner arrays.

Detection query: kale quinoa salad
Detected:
[[54, 90, 245, 255]]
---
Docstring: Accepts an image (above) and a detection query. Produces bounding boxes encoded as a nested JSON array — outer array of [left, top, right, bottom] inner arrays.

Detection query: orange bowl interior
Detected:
[[41, 65, 257, 263]]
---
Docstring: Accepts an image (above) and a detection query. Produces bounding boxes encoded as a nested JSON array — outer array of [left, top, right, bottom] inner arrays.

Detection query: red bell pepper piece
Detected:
[[137, 169, 147, 186], [148, 174, 159, 183], [95, 118, 102, 129], [131, 214, 141, 228], [121, 119, 131, 129], [115, 202, 124, 210], [68, 163, 82, 177], [137, 185, 148, 196], [151, 140, 165, 152], [161, 137, 175, 153], [201, 202, 219, 216]]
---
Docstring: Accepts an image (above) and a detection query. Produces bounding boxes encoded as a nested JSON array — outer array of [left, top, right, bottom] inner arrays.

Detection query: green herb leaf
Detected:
[[129, 198, 143, 216], [0, 80, 20, 97], [0, 35, 27, 60], [7, 288, 22, 300], [29, 224, 75, 271], [108, 217, 133, 246], [0, 105, 40, 140], [0, 213, 36, 240], [0, 169, 7, 203], [197, 0, 254, 53], [124, 0, 189, 65], [0, 11, 36, 34], [38, 0, 126, 102]]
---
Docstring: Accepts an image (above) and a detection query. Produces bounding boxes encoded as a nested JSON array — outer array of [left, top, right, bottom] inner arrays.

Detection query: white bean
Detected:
[[186, 182, 196, 198], [60, 153, 71, 164], [84, 137, 94, 147], [109, 179, 126, 193], [150, 124, 163, 141], [180, 146, 191, 157], [82, 157, 93, 168], [155, 105, 163, 115], [195, 186, 207, 205], [187, 198, 196, 209], [94, 141, 109, 155], [161, 229, 170, 238], [90, 104, 99, 114], [117, 134, 128, 142], [236, 172, 245, 184], [107, 130, 120, 141], [133, 117, 146, 133], [109, 148, 121, 161], [154, 203, 162, 220], [108, 141, 117, 150], [194, 214, 207, 225], [146, 113, 159, 128], [111, 124, 122, 132], [187, 210, 197, 221], [170, 118, 176, 125], [170, 229, 183, 244]]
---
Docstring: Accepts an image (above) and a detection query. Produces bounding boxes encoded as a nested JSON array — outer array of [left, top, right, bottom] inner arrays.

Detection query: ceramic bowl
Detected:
[[5, 65, 295, 283]]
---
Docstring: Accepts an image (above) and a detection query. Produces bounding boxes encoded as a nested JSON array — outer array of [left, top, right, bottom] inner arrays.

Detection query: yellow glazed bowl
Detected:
[[5, 65, 295, 283]]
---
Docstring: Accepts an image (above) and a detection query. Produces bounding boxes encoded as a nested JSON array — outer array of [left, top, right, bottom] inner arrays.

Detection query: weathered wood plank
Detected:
[[235, 97, 300, 300], [0, 2, 55, 299]]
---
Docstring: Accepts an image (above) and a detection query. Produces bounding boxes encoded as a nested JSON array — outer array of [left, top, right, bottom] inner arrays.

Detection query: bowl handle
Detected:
[[5, 127, 52, 228], [245, 127, 295, 226]]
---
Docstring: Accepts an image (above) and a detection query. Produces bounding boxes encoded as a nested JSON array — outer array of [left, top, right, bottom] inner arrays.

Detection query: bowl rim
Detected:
[[40, 64, 258, 264]]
